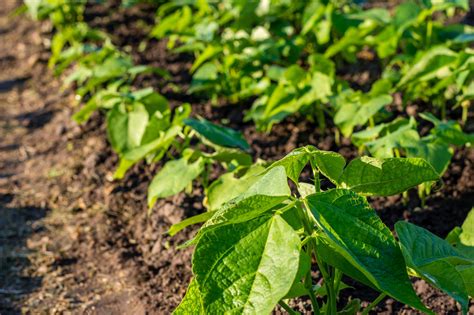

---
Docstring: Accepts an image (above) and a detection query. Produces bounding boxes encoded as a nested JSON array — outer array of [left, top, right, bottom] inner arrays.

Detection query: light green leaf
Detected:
[[398, 47, 457, 87], [193, 215, 300, 314], [307, 189, 431, 313], [114, 125, 181, 179], [148, 157, 205, 208], [406, 138, 453, 175], [334, 94, 392, 137], [205, 165, 265, 211], [107, 106, 128, 153], [460, 210, 474, 247], [173, 278, 204, 315], [128, 104, 149, 148], [202, 166, 290, 230], [267, 146, 345, 184], [340, 156, 439, 196], [168, 211, 215, 237], [396, 221, 473, 313]]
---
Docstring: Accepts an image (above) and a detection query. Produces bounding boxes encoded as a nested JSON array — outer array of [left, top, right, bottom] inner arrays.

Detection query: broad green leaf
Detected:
[[189, 62, 218, 93], [173, 278, 204, 315], [406, 138, 453, 175], [184, 118, 250, 151], [148, 157, 205, 208], [191, 45, 222, 73], [460, 210, 474, 247], [193, 215, 300, 314], [340, 156, 439, 196], [114, 126, 181, 179], [398, 47, 457, 87], [267, 146, 345, 184], [107, 107, 128, 153], [447, 209, 474, 258], [307, 189, 431, 313], [205, 165, 265, 211], [298, 182, 315, 198], [334, 94, 392, 137], [267, 147, 310, 183], [396, 221, 474, 313], [309, 148, 346, 184], [127, 103, 149, 148], [421, 113, 474, 146], [202, 166, 290, 230], [363, 120, 420, 158]]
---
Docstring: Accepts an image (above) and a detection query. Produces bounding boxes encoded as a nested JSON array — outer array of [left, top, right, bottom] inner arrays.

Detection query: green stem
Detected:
[[279, 300, 300, 315], [393, 148, 401, 158], [333, 268, 342, 295], [461, 101, 469, 125], [334, 129, 341, 147], [313, 168, 321, 193], [305, 242, 321, 315], [426, 17, 432, 46], [276, 200, 297, 215], [369, 116, 375, 128], [361, 293, 387, 315], [308, 288, 320, 315], [313, 238, 337, 315]]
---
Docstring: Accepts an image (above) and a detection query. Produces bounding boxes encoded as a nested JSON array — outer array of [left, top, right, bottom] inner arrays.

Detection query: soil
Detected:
[[0, 1, 473, 314]]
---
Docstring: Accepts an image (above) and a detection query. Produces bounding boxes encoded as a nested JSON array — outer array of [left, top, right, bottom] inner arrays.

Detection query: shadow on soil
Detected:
[[0, 192, 48, 314]]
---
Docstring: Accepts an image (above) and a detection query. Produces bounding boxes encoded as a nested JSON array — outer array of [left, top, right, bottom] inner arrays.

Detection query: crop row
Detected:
[[24, 0, 473, 314]]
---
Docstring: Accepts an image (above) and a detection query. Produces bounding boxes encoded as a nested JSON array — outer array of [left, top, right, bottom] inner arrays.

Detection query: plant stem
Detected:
[[461, 101, 469, 125], [369, 116, 375, 128], [333, 268, 342, 294], [279, 300, 300, 315], [335, 129, 341, 147], [361, 293, 387, 315], [313, 238, 337, 315], [312, 167, 321, 193], [308, 288, 321, 315], [305, 242, 321, 315]]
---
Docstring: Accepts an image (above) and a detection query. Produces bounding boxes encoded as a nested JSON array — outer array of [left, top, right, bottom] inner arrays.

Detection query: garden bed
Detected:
[[0, 0, 473, 314]]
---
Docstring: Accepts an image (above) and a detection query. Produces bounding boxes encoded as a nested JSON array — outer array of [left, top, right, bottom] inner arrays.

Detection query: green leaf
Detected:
[[184, 118, 250, 151], [191, 46, 222, 73], [362, 119, 420, 158], [421, 113, 474, 146], [267, 146, 345, 184], [396, 221, 474, 313], [340, 156, 439, 196], [406, 138, 453, 175], [334, 94, 392, 137], [193, 214, 300, 314], [398, 47, 457, 87], [460, 210, 474, 247], [127, 103, 149, 148], [205, 165, 265, 211], [106, 106, 128, 153], [447, 209, 474, 258], [267, 147, 310, 183], [148, 157, 205, 208], [173, 278, 204, 315], [168, 211, 215, 237], [306, 189, 431, 313], [202, 166, 290, 230]]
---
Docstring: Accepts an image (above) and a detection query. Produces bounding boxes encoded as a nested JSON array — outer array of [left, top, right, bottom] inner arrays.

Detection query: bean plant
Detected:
[[172, 146, 473, 314]]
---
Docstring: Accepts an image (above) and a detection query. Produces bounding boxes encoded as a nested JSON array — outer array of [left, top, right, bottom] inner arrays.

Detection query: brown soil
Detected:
[[0, 1, 473, 314]]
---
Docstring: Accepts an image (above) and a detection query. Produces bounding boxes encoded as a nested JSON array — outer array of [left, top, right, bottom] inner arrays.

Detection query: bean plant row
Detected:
[[23, 0, 473, 314]]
